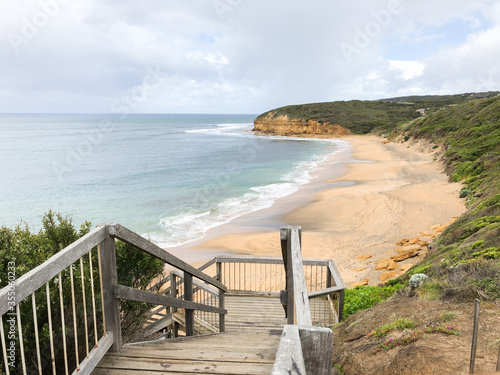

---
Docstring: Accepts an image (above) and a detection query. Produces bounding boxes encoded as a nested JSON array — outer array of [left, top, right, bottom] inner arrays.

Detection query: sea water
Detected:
[[0, 114, 346, 248]]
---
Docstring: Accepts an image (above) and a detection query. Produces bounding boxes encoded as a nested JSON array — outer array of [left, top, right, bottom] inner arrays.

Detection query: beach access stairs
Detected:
[[0, 224, 346, 374]]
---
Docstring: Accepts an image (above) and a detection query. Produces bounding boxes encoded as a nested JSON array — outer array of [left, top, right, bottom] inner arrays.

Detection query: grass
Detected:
[[367, 318, 416, 337]]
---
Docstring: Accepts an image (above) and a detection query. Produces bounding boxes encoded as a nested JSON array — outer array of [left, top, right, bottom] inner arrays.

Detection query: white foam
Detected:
[[153, 138, 351, 248]]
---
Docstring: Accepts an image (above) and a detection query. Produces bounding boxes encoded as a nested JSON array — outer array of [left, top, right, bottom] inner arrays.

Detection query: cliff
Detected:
[[253, 112, 351, 137]]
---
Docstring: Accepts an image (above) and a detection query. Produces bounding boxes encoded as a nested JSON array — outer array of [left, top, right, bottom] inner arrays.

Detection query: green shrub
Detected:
[[343, 283, 404, 319], [459, 188, 471, 198]]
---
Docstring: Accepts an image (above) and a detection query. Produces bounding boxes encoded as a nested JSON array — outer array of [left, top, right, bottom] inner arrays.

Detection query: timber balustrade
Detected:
[[272, 226, 346, 375], [0, 223, 226, 375]]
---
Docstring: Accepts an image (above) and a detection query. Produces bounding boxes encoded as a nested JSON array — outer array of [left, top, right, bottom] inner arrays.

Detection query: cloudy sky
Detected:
[[1, 0, 499, 114]]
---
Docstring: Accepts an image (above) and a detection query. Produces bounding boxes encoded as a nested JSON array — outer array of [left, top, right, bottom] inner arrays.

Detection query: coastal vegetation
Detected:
[[255, 91, 499, 134], [0, 211, 165, 374]]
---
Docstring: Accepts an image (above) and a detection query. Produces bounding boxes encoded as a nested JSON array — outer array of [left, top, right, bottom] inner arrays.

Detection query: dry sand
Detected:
[[193, 135, 466, 286]]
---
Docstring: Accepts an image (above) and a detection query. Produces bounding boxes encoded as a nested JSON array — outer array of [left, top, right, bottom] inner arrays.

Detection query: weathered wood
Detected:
[[307, 285, 345, 299], [70, 332, 114, 375], [289, 228, 312, 327], [299, 326, 333, 375], [217, 256, 285, 265], [219, 289, 225, 333], [0, 225, 107, 315], [184, 272, 194, 336], [271, 325, 306, 375], [469, 298, 481, 374], [114, 285, 226, 315], [328, 260, 347, 289], [170, 269, 219, 296], [111, 224, 226, 291], [198, 257, 216, 272], [100, 233, 122, 352], [283, 227, 295, 324]]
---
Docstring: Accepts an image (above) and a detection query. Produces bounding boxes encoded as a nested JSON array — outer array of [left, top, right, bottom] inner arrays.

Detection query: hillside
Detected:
[[331, 96, 500, 374], [253, 91, 500, 136]]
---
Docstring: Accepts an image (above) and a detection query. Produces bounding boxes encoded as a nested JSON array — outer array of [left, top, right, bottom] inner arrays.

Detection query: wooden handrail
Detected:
[[0, 225, 107, 316], [170, 269, 220, 296], [111, 224, 227, 291]]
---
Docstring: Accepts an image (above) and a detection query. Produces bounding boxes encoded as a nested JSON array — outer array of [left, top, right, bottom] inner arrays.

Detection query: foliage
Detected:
[[256, 91, 500, 135], [0, 211, 165, 374], [367, 318, 415, 337], [390, 96, 500, 302], [372, 326, 459, 354], [343, 282, 404, 319]]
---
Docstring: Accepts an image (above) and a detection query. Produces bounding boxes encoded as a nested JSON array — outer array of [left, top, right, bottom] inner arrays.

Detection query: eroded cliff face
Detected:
[[253, 113, 351, 137]]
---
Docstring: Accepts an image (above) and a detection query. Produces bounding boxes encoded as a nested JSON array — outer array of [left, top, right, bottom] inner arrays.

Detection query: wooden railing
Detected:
[[0, 223, 226, 375], [197, 254, 345, 326], [272, 226, 344, 375]]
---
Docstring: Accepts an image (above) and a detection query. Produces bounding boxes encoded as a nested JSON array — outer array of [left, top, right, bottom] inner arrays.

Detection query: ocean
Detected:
[[0, 114, 347, 248]]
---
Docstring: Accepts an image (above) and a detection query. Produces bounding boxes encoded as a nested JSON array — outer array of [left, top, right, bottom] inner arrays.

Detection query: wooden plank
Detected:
[[105, 347, 277, 363], [70, 332, 114, 375], [328, 260, 346, 289], [307, 285, 345, 299], [298, 326, 333, 375], [111, 224, 226, 291], [289, 229, 312, 327], [170, 269, 219, 296], [101, 233, 122, 352], [95, 356, 274, 374], [0, 225, 107, 315], [216, 256, 284, 265], [114, 285, 227, 315], [271, 325, 306, 375]]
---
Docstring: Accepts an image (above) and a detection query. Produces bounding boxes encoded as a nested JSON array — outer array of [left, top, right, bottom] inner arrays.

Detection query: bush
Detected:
[[459, 188, 471, 198], [0, 211, 166, 374], [343, 283, 404, 319]]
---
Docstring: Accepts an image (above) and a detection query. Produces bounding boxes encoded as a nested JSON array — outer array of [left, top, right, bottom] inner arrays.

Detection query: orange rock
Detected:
[[376, 259, 398, 271], [379, 271, 398, 283], [396, 239, 409, 246], [396, 244, 420, 253], [352, 278, 369, 287], [407, 238, 420, 245], [420, 231, 431, 237], [391, 249, 419, 262], [417, 240, 429, 246], [356, 254, 372, 260], [353, 267, 367, 272], [399, 264, 413, 272]]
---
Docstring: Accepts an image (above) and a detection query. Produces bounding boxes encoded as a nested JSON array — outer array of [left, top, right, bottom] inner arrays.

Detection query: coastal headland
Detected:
[[194, 134, 465, 286]]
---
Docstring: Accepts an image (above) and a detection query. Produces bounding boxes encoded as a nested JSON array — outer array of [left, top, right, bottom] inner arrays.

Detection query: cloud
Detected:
[[0, 0, 498, 113]]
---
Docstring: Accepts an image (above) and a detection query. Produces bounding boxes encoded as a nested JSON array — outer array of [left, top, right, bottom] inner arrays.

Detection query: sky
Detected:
[[1, 0, 499, 114]]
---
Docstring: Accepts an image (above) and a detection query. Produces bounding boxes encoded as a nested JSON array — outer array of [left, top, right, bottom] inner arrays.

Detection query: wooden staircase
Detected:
[[93, 295, 286, 374]]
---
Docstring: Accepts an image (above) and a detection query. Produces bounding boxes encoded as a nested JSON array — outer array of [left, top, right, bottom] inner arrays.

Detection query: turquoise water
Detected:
[[0, 114, 345, 247]]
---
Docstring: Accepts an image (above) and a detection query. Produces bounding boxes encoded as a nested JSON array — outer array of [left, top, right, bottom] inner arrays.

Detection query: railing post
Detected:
[[184, 272, 194, 336], [219, 289, 225, 333], [216, 259, 222, 283], [281, 227, 294, 324], [215, 260, 226, 333], [170, 273, 179, 338], [338, 289, 345, 322], [100, 225, 122, 352]]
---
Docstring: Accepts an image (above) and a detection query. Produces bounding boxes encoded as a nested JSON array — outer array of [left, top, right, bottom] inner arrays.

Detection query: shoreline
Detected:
[[188, 135, 466, 286]]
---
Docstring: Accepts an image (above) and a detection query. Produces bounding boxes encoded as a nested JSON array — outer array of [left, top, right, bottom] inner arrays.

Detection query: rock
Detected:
[[420, 231, 431, 236], [379, 271, 398, 282], [396, 239, 409, 246], [407, 237, 420, 245], [417, 240, 429, 246], [356, 254, 372, 260], [396, 244, 420, 253], [399, 264, 413, 272], [352, 278, 369, 287], [353, 267, 367, 272], [375, 259, 397, 271], [391, 249, 419, 262]]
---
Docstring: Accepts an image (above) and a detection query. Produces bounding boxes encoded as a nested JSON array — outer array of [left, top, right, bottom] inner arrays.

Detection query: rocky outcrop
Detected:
[[253, 112, 351, 137]]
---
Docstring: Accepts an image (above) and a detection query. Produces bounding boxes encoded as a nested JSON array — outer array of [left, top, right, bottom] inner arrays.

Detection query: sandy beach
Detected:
[[193, 135, 466, 286]]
